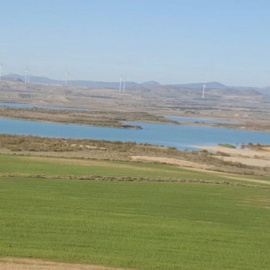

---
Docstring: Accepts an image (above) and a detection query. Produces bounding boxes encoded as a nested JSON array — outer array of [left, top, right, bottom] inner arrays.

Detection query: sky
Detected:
[[0, 0, 269, 86]]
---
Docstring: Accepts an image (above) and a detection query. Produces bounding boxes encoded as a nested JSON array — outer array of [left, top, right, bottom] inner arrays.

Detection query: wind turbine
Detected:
[[202, 84, 206, 99], [64, 71, 68, 85], [119, 76, 122, 92], [25, 69, 29, 84], [27, 69, 31, 84], [0, 64, 3, 81]]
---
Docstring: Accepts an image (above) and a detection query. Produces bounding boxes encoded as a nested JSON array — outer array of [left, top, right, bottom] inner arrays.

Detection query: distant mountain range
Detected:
[[2, 74, 143, 90], [2, 73, 269, 95]]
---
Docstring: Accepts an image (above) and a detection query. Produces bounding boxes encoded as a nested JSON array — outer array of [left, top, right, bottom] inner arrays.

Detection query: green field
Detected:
[[0, 154, 270, 269], [0, 154, 265, 184], [0, 154, 234, 181]]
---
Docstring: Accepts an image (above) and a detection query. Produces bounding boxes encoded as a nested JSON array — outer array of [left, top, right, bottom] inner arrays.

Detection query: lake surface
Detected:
[[0, 118, 269, 150]]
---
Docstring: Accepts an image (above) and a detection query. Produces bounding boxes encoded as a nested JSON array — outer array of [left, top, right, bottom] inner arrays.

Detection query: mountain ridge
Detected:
[[2, 73, 268, 95]]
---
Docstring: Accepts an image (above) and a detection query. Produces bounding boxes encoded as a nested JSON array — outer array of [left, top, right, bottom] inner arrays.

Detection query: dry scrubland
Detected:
[[1, 80, 270, 132]]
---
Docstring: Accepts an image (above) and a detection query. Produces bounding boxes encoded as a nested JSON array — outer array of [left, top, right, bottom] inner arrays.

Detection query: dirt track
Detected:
[[0, 258, 132, 270]]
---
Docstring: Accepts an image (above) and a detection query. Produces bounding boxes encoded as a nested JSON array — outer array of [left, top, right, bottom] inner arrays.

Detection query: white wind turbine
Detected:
[[64, 71, 68, 85], [119, 76, 123, 92], [27, 69, 31, 84], [25, 69, 29, 84], [202, 84, 206, 99], [121, 75, 127, 92]]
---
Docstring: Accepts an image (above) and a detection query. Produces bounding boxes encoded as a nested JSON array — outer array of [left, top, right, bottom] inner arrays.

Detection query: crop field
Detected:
[[0, 154, 237, 182], [0, 154, 270, 270]]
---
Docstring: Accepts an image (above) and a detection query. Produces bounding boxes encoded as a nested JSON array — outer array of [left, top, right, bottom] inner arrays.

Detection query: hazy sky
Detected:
[[0, 0, 269, 86]]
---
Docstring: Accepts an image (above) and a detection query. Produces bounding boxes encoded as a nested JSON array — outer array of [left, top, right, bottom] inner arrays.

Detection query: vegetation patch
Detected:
[[218, 143, 236, 149]]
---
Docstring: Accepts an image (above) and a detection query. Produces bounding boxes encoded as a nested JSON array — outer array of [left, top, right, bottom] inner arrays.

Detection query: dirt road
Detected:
[[0, 258, 132, 270]]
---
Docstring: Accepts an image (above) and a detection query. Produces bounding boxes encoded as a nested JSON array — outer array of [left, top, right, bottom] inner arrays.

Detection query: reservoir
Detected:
[[0, 118, 269, 150]]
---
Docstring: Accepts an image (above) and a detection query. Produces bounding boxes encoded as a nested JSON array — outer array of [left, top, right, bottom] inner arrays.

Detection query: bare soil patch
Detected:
[[200, 146, 270, 159], [199, 145, 270, 168], [218, 156, 270, 168], [0, 258, 132, 270], [131, 155, 211, 170]]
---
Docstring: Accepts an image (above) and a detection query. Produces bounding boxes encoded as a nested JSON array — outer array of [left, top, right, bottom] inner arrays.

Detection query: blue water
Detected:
[[0, 118, 269, 150], [0, 102, 86, 111], [167, 116, 240, 125]]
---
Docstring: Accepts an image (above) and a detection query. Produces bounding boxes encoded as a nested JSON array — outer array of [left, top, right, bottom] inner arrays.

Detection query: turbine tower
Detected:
[[27, 69, 31, 84], [25, 69, 29, 84], [64, 72, 68, 85], [0, 64, 3, 81], [202, 84, 206, 99], [119, 76, 122, 92]]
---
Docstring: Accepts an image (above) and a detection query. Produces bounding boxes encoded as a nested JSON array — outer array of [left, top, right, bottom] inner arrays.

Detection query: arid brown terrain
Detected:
[[0, 80, 270, 131]]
